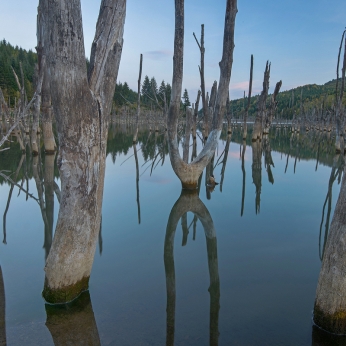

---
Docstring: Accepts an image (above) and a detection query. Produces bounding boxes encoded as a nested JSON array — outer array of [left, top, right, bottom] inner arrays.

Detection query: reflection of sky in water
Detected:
[[0, 129, 342, 345]]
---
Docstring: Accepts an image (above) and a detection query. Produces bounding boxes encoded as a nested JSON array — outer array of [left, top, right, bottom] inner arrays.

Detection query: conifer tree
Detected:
[[182, 88, 191, 110]]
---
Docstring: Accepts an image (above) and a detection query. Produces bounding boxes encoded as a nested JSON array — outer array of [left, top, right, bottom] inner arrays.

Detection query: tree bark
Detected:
[[42, 0, 126, 304], [168, 0, 237, 189]]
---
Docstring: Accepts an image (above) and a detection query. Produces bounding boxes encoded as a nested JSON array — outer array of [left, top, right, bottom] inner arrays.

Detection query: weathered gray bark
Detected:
[[252, 61, 270, 141], [193, 25, 209, 139], [243, 54, 253, 140], [164, 190, 219, 346], [182, 108, 192, 163], [37, 5, 56, 154], [192, 90, 201, 139], [41, 0, 126, 303], [313, 156, 346, 334], [168, 0, 237, 189], [45, 291, 100, 345]]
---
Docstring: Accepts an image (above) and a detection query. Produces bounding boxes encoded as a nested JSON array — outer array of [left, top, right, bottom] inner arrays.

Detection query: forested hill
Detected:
[[0, 40, 344, 115], [230, 79, 345, 119]]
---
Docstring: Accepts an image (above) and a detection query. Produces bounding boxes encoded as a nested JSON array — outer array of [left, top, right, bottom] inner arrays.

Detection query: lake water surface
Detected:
[[0, 125, 344, 345]]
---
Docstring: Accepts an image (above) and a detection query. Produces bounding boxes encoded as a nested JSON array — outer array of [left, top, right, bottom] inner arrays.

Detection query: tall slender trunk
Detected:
[[41, 0, 126, 303], [243, 54, 253, 140], [133, 54, 143, 143]]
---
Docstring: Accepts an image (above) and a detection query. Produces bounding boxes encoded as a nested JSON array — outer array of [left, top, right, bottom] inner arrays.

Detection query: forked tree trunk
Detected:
[[167, 0, 237, 189], [41, 0, 126, 304]]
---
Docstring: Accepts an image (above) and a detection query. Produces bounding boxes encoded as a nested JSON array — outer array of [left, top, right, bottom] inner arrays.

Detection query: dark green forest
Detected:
[[0, 40, 344, 117]]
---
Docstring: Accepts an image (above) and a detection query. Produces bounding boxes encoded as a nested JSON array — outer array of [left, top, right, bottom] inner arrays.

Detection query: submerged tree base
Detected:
[[43, 276, 89, 304], [314, 303, 346, 335]]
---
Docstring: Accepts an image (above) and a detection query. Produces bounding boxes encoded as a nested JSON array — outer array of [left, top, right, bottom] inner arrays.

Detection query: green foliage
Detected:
[[113, 81, 138, 107], [182, 88, 191, 110], [0, 40, 37, 107]]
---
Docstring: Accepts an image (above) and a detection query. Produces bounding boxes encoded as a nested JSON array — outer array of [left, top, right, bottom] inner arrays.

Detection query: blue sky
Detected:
[[1, 0, 345, 102]]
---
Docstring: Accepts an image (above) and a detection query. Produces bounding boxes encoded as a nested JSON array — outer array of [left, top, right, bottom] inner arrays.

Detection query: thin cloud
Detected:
[[144, 50, 173, 61]]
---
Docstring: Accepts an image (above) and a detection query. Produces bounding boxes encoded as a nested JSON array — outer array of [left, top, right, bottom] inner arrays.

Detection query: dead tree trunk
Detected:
[[167, 0, 237, 189], [37, 5, 56, 154], [243, 54, 253, 140], [252, 61, 270, 141], [133, 54, 143, 144], [193, 25, 209, 140], [41, 0, 126, 304]]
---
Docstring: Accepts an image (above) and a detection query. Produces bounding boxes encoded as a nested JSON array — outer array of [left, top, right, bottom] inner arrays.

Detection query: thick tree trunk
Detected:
[[41, 0, 126, 303], [167, 0, 237, 189]]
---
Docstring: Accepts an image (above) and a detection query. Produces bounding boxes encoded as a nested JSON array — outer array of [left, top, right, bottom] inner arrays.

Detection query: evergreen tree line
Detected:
[[1, 40, 344, 117], [0, 40, 37, 107]]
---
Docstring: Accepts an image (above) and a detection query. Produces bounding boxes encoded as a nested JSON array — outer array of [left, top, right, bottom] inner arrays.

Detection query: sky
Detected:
[[1, 0, 345, 102]]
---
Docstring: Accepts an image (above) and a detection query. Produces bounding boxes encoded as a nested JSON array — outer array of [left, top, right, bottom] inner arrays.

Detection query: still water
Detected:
[[0, 125, 344, 345]]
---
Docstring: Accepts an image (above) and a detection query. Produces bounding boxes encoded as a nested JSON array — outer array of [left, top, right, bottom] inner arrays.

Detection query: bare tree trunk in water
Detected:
[[37, 6, 57, 154], [41, 0, 126, 304], [168, 0, 237, 189], [243, 54, 253, 140], [193, 25, 209, 140], [220, 133, 232, 191], [252, 62, 270, 141], [45, 291, 100, 345], [133, 54, 143, 144], [313, 160, 346, 334], [164, 190, 219, 346]]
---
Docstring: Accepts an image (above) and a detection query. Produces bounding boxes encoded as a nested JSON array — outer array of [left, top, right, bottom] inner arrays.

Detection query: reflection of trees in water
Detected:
[[0, 266, 6, 346], [164, 190, 220, 345], [251, 140, 262, 214], [319, 155, 344, 261], [45, 291, 100, 345]]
